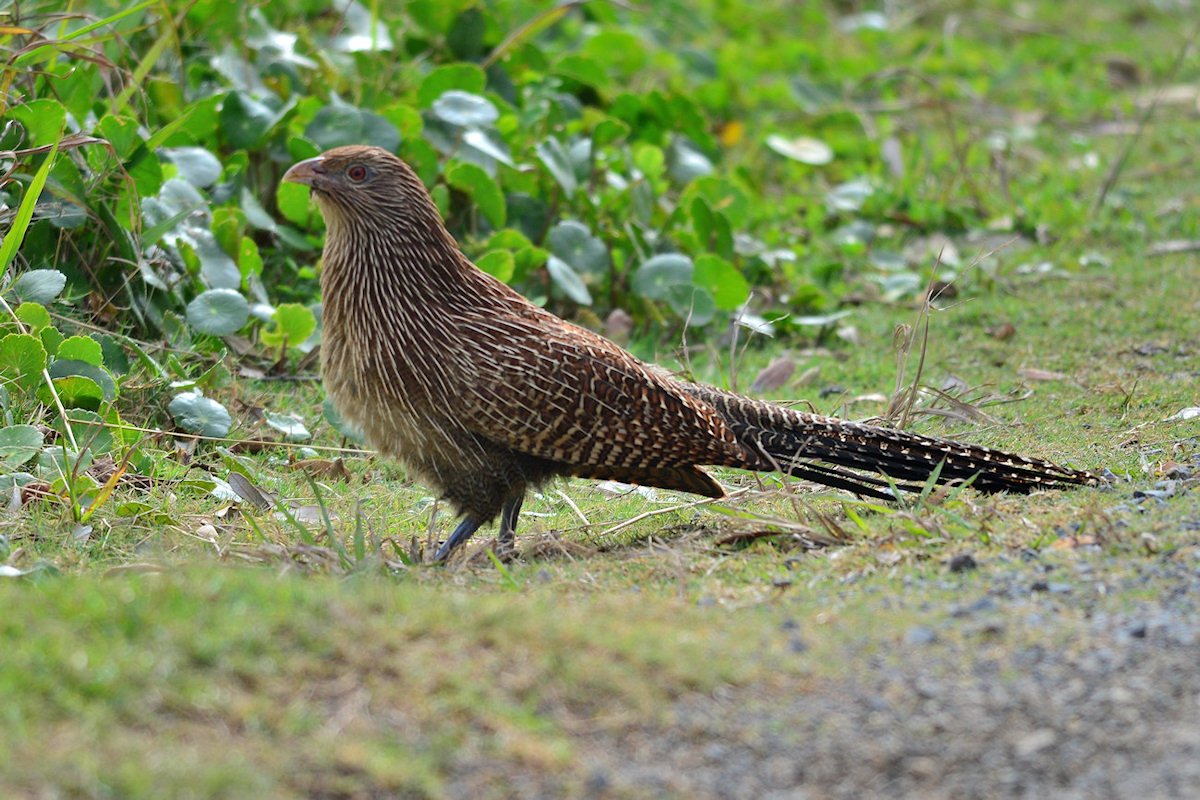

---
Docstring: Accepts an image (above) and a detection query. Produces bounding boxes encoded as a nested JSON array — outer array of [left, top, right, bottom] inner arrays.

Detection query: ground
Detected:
[[3, 1, 1200, 797]]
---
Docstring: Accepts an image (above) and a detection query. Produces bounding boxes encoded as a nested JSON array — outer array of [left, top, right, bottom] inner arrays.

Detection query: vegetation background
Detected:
[[1, 0, 1198, 797]]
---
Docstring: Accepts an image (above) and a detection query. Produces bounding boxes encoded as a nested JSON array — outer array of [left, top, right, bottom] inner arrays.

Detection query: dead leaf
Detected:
[[604, 308, 633, 342], [1104, 56, 1142, 88], [291, 458, 351, 480], [1051, 535, 1098, 550], [228, 472, 275, 509], [1148, 239, 1200, 257], [751, 357, 796, 393], [1166, 407, 1200, 421], [287, 504, 331, 525], [1018, 367, 1067, 381], [987, 322, 1016, 341]]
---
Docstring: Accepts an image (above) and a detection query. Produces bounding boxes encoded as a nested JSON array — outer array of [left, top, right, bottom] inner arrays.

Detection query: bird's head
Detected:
[[282, 145, 438, 230]]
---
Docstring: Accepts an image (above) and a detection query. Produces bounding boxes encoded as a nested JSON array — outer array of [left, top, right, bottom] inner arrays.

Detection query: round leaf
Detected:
[[417, 64, 486, 108], [632, 254, 694, 301], [536, 138, 579, 195], [445, 161, 506, 228], [169, 392, 232, 438], [55, 336, 103, 366], [11, 269, 67, 304], [306, 105, 401, 151], [693, 255, 750, 311], [14, 302, 51, 331], [0, 425, 43, 467], [187, 289, 250, 336], [476, 251, 515, 282], [220, 91, 277, 149], [41, 374, 104, 410], [669, 138, 714, 183], [48, 360, 117, 402], [547, 221, 609, 274], [0, 333, 48, 390], [766, 134, 834, 165], [431, 90, 498, 127], [161, 147, 222, 187], [665, 284, 717, 327], [264, 411, 311, 442], [825, 178, 875, 213], [260, 303, 317, 349], [546, 257, 593, 305]]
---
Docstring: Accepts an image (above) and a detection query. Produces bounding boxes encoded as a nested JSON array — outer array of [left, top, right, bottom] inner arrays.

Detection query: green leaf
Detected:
[[14, 302, 51, 332], [431, 90, 498, 127], [9, 99, 66, 147], [41, 374, 104, 411], [476, 251, 515, 282], [220, 91, 278, 149], [47, 360, 117, 402], [0, 142, 58, 276], [54, 410, 112, 460], [264, 411, 311, 442], [305, 104, 401, 151], [169, 391, 232, 438], [546, 257, 593, 305], [632, 254, 693, 301], [161, 146, 222, 187], [186, 289, 250, 336], [669, 138, 714, 183], [825, 178, 874, 214], [0, 425, 43, 468], [665, 284, 717, 326], [277, 182, 314, 228], [417, 64, 486, 107], [10, 269, 66, 305], [546, 221, 608, 274], [693, 255, 750, 311], [323, 398, 364, 443], [554, 54, 610, 90], [0, 333, 48, 390], [261, 303, 316, 349], [766, 134, 833, 165], [592, 118, 630, 149], [536, 138, 578, 195], [193, 230, 241, 290], [55, 336, 104, 366], [445, 161, 506, 228], [238, 237, 263, 281]]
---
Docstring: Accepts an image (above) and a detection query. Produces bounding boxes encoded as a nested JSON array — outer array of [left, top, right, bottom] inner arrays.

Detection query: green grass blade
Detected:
[[0, 139, 60, 273]]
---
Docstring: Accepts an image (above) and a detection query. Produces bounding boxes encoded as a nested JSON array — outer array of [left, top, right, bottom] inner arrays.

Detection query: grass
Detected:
[[4, 0, 1200, 796]]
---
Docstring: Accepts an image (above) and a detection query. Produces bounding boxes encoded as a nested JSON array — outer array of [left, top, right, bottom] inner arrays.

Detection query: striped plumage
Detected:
[[283, 146, 1101, 561]]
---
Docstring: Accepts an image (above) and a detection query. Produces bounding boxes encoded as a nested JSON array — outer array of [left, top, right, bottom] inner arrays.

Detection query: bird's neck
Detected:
[[320, 209, 477, 307]]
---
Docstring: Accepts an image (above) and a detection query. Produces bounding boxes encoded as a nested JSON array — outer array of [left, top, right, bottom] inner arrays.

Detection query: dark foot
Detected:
[[497, 496, 524, 550], [433, 517, 482, 563]]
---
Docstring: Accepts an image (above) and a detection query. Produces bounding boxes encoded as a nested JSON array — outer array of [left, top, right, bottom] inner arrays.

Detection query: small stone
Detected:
[[948, 553, 978, 573], [1015, 728, 1058, 758], [905, 625, 938, 646]]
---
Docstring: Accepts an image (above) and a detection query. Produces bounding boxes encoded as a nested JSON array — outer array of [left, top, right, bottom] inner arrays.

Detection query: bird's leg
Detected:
[[432, 517, 483, 563], [495, 495, 524, 559]]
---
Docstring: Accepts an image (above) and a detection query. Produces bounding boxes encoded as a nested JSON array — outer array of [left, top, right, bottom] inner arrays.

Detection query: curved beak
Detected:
[[282, 156, 325, 186]]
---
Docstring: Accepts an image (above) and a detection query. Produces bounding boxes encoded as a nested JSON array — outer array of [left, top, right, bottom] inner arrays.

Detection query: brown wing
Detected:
[[451, 311, 749, 473]]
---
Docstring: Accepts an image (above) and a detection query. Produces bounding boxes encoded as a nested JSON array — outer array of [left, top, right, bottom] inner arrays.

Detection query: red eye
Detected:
[[347, 164, 368, 182]]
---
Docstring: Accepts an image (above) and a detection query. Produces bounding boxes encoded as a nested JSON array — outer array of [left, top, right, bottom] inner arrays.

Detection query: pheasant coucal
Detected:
[[282, 146, 1101, 562]]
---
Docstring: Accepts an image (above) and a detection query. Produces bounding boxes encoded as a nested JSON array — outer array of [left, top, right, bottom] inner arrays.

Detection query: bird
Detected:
[[282, 145, 1102, 562]]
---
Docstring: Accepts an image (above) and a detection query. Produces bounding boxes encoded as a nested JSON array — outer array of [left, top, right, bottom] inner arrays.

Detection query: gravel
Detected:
[[566, 545, 1200, 799]]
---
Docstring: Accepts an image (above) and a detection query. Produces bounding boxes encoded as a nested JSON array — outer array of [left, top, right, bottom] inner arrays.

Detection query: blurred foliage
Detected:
[[0, 0, 1182, 484]]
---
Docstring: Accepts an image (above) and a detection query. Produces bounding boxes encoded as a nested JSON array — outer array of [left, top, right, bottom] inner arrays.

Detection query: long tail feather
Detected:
[[682, 383, 1101, 496]]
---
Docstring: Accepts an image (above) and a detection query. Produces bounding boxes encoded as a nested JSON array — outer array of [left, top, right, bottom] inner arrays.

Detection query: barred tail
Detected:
[[682, 383, 1102, 500]]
